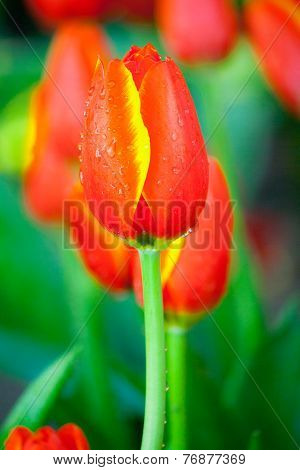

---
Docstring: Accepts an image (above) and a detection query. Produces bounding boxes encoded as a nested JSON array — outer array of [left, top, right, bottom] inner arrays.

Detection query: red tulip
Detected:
[[24, 0, 110, 28], [133, 157, 233, 315], [24, 22, 111, 222], [25, 0, 154, 27], [245, 0, 300, 116], [157, 0, 238, 63], [66, 184, 132, 292], [80, 44, 209, 248], [5, 424, 89, 450]]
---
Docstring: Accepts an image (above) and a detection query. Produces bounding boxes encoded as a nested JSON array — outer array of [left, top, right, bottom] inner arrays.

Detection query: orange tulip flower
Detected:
[[66, 184, 132, 292], [133, 157, 233, 316], [157, 0, 238, 63], [5, 424, 89, 450], [80, 44, 209, 248], [24, 21, 111, 222], [245, 0, 300, 116]]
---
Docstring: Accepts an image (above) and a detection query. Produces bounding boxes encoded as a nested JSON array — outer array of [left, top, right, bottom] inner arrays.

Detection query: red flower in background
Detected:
[[245, 0, 300, 116], [133, 157, 233, 315], [25, 0, 154, 27], [24, 0, 110, 27], [66, 184, 132, 292], [157, 0, 238, 63], [5, 424, 89, 450], [24, 21, 111, 222], [81, 44, 209, 248]]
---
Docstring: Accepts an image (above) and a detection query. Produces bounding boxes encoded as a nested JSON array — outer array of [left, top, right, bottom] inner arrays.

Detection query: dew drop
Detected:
[[80, 132, 84, 140], [177, 116, 184, 127], [99, 86, 105, 99], [78, 143, 82, 152], [107, 138, 116, 158], [79, 170, 84, 185], [157, 179, 161, 185], [171, 131, 177, 141], [118, 188, 124, 195], [78, 154, 83, 163], [96, 149, 101, 158], [83, 110, 88, 117]]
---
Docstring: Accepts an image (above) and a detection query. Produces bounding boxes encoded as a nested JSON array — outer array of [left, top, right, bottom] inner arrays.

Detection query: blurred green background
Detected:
[[0, 0, 300, 450]]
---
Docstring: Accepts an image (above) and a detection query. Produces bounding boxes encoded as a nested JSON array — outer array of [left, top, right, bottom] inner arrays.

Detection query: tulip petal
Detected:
[[164, 157, 233, 313], [67, 184, 132, 291], [139, 59, 209, 240], [246, 0, 300, 116], [57, 424, 90, 450], [5, 427, 32, 450], [81, 58, 151, 240]]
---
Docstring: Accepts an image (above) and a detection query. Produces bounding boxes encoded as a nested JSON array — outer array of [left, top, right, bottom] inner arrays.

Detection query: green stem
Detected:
[[139, 249, 166, 450], [166, 324, 188, 450]]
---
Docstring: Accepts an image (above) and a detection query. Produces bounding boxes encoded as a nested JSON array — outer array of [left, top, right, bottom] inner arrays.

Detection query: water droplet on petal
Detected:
[[171, 131, 177, 141], [107, 137, 116, 158], [96, 149, 101, 158], [178, 116, 184, 127], [79, 170, 84, 185], [99, 86, 105, 99]]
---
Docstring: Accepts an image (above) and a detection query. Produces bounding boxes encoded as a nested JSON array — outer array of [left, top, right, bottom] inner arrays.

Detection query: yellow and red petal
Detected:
[[245, 0, 300, 116], [57, 424, 90, 450], [81, 58, 150, 240], [123, 43, 161, 88], [157, 0, 238, 63], [164, 157, 233, 314], [5, 426, 33, 450], [139, 58, 209, 240]]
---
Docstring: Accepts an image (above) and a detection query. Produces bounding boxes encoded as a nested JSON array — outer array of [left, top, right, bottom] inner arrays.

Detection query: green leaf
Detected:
[[0, 88, 31, 175], [239, 297, 300, 449], [0, 347, 78, 446]]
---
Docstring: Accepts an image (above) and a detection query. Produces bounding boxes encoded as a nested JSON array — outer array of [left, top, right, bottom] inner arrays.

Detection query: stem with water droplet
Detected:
[[139, 249, 166, 450]]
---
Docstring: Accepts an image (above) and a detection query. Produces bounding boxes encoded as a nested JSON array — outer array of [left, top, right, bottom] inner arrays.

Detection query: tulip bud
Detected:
[[133, 157, 233, 319], [245, 0, 300, 116], [5, 424, 89, 450], [80, 44, 209, 249], [157, 0, 238, 63], [66, 184, 132, 292], [24, 22, 111, 221], [25, 0, 110, 28]]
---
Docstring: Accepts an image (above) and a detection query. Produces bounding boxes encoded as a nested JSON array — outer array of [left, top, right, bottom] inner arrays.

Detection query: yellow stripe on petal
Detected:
[[81, 59, 150, 239], [106, 60, 150, 205], [161, 237, 185, 286]]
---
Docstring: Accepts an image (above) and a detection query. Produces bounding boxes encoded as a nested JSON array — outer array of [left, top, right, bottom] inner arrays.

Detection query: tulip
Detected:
[[157, 0, 238, 63], [5, 424, 89, 450], [133, 156, 233, 315], [66, 184, 132, 292], [24, 21, 111, 221], [80, 43, 209, 249], [80, 43, 209, 449], [245, 0, 300, 116], [25, 0, 110, 28], [25, 0, 154, 27], [133, 157, 233, 449]]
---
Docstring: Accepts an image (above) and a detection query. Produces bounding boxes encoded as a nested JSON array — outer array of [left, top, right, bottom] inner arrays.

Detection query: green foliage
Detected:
[[0, 347, 78, 446]]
